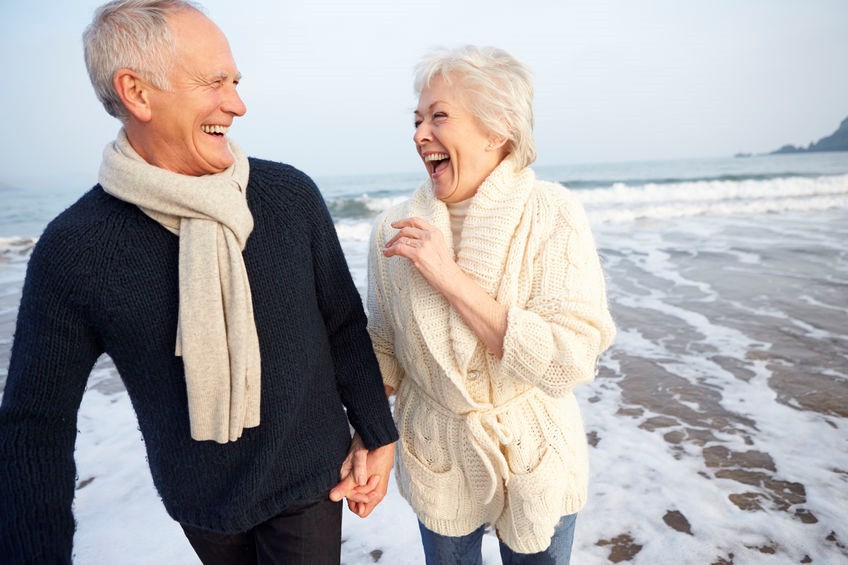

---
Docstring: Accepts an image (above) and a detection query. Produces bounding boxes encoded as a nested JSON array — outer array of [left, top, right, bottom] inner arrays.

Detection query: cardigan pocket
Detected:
[[398, 439, 463, 521], [504, 445, 566, 534]]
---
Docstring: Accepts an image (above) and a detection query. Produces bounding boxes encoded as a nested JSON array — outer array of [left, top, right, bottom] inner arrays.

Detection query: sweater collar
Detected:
[[406, 157, 536, 375]]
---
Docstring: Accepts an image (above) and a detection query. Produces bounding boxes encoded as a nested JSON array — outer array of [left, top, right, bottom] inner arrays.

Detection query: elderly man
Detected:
[[0, 1, 396, 563]]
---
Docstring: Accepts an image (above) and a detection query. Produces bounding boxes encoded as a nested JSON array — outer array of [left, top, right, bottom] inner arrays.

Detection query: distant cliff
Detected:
[[771, 116, 848, 154]]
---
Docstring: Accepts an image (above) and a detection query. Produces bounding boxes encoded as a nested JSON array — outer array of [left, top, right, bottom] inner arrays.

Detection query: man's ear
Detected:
[[113, 69, 153, 122]]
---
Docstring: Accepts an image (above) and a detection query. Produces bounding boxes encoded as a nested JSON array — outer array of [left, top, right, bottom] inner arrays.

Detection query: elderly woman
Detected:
[[366, 46, 616, 563]]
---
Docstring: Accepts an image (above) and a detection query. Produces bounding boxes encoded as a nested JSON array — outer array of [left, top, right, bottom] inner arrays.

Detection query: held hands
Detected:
[[383, 217, 459, 292], [329, 433, 396, 518]]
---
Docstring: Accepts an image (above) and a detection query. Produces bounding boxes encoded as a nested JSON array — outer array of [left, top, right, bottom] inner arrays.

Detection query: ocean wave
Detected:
[[324, 173, 848, 226], [0, 236, 37, 260], [334, 221, 374, 243], [326, 193, 411, 220], [576, 173, 848, 223], [562, 171, 823, 190]]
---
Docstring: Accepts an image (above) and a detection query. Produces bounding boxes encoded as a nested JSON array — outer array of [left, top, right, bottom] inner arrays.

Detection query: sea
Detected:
[[1, 152, 847, 564]]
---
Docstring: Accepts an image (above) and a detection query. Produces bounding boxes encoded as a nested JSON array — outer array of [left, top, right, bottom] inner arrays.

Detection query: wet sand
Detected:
[[584, 208, 848, 563], [1, 208, 846, 563]]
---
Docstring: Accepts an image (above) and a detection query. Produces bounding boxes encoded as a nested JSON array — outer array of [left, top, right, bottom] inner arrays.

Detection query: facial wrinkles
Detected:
[[416, 101, 448, 148], [163, 81, 229, 174], [417, 81, 467, 200], [446, 109, 477, 202], [180, 65, 236, 116], [416, 111, 452, 198], [414, 76, 502, 203], [134, 10, 238, 176], [444, 145, 463, 201]]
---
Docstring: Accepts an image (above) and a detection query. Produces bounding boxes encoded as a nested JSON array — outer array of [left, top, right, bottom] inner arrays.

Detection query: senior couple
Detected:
[[0, 1, 615, 564]]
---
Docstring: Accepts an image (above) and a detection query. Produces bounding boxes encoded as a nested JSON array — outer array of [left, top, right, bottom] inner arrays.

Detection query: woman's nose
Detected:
[[413, 122, 430, 146]]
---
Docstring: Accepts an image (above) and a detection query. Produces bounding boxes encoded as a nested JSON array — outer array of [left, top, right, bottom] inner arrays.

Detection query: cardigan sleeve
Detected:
[[366, 213, 405, 391], [498, 196, 615, 397], [0, 227, 103, 563], [303, 179, 398, 450]]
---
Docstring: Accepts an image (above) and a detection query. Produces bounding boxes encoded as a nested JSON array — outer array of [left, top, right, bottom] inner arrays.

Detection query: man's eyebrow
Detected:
[[210, 71, 242, 82]]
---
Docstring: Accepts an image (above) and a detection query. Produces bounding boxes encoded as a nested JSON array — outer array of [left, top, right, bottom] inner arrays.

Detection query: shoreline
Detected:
[[1, 206, 847, 563]]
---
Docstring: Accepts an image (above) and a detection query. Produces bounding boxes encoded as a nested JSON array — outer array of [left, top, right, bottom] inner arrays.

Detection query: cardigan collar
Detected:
[[406, 157, 536, 378]]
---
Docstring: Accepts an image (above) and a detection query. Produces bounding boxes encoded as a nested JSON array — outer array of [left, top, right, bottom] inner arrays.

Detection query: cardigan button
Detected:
[[467, 370, 481, 380]]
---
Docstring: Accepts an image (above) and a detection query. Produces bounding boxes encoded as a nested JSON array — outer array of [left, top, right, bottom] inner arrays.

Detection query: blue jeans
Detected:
[[418, 514, 577, 564]]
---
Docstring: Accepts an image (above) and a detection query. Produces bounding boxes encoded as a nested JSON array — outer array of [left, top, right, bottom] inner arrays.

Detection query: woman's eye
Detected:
[[434, 112, 447, 119], [414, 120, 422, 129]]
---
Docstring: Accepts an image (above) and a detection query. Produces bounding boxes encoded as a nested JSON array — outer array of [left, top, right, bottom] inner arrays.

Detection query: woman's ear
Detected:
[[486, 134, 508, 151], [486, 134, 509, 152], [113, 69, 153, 122]]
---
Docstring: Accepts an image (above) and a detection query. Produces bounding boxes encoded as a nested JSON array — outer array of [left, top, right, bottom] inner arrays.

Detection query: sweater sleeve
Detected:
[[0, 228, 102, 563], [303, 178, 398, 450], [366, 213, 405, 391], [498, 196, 616, 397]]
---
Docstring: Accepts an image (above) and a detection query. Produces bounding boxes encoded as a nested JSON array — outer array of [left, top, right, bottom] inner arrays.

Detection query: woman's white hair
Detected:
[[414, 45, 536, 170], [82, 0, 202, 120]]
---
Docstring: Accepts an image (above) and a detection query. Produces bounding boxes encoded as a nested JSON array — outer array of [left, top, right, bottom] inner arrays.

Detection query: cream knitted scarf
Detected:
[[99, 129, 260, 443]]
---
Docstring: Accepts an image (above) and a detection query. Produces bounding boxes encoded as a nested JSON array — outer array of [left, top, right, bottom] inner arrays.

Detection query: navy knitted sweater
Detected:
[[0, 158, 398, 563]]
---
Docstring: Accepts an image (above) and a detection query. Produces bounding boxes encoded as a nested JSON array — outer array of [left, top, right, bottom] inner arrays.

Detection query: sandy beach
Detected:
[[1, 161, 847, 563], [581, 207, 848, 563]]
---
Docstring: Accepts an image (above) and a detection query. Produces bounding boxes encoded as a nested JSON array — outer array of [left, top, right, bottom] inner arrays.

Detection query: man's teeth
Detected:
[[201, 125, 229, 134], [425, 153, 449, 162]]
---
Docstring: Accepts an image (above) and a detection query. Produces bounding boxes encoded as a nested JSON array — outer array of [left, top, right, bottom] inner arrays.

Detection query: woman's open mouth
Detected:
[[425, 152, 450, 176]]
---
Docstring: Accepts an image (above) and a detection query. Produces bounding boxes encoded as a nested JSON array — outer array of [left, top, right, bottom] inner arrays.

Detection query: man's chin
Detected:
[[202, 153, 235, 175]]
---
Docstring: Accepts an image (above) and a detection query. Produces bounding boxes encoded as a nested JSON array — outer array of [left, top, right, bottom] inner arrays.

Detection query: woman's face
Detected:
[[413, 76, 504, 203]]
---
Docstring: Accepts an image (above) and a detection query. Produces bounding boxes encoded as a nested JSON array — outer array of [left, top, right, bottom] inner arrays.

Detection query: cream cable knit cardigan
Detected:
[[367, 158, 616, 553]]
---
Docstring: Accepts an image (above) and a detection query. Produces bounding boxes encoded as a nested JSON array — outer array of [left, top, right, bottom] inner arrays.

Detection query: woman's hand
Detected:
[[329, 434, 395, 518], [384, 216, 508, 358], [383, 217, 460, 294]]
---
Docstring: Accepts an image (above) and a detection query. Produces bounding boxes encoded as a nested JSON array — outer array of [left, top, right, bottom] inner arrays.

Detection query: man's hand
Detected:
[[329, 433, 396, 518]]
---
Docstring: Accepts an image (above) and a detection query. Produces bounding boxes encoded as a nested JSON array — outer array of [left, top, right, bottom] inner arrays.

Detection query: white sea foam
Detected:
[[334, 220, 374, 243], [328, 174, 848, 239], [575, 174, 848, 205], [3, 154, 848, 564], [0, 236, 37, 258], [576, 174, 848, 224], [362, 194, 410, 213], [56, 206, 848, 565]]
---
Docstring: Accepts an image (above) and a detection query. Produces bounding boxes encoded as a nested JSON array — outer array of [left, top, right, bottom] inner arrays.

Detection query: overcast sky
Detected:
[[1, 0, 846, 188]]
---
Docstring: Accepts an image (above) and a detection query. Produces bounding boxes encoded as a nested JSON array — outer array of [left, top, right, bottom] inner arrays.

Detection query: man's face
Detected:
[[143, 9, 246, 176]]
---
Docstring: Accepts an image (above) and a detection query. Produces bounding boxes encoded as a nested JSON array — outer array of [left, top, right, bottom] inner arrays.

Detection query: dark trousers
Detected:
[[180, 497, 342, 565]]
